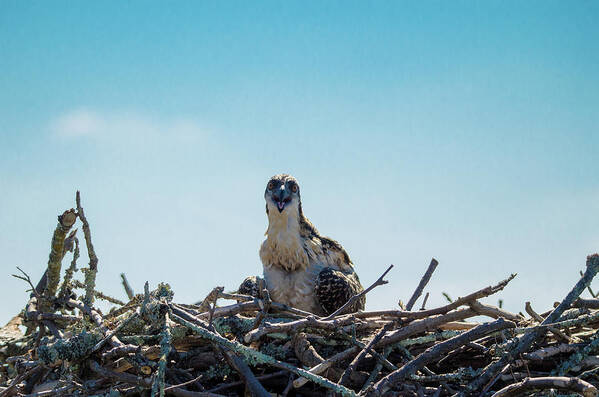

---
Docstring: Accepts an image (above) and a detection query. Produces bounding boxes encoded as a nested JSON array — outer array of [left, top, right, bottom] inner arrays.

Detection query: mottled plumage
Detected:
[[241, 174, 364, 315]]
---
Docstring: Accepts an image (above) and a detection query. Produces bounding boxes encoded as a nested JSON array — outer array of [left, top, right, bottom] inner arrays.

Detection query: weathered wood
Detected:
[[491, 376, 598, 397], [4, 196, 599, 397], [405, 258, 439, 311]]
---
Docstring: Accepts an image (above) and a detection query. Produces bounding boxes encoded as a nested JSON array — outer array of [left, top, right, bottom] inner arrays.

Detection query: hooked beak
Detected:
[[272, 187, 291, 213]]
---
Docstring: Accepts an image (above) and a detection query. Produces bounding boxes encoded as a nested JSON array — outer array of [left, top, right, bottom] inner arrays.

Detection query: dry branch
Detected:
[[76, 191, 98, 306], [491, 376, 598, 397], [463, 254, 599, 395], [406, 258, 439, 311], [367, 318, 516, 396], [323, 264, 393, 320], [41, 209, 77, 311], [4, 196, 599, 397]]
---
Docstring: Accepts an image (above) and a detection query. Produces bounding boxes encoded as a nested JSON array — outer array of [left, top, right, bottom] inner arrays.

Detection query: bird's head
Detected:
[[264, 174, 301, 215]]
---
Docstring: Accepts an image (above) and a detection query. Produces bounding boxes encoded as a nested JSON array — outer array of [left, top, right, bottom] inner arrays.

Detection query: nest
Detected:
[[2, 192, 599, 397]]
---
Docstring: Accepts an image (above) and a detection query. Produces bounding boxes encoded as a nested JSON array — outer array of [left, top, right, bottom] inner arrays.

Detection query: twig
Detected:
[[120, 273, 135, 300], [293, 332, 325, 367], [142, 281, 151, 313], [20, 382, 76, 397], [59, 235, 79, 299], [361, 345, 392, 392], [67, 299, 126, 348], [462, 254, 599, 395], [223, 351, 270, 397], [394, 274, 518, 321], [420, 292, 430, 311], [12, 267, 39, 297], [42, 320, 63, 338], [245, 315, 361, 343], [89, 360, 224, 397], [490, 376, 598, 397], [572, 297, 599, 309], [151, 311, 172, 397], [197, 292, 313, 318], [469, 301, 523, 323], [76, 191, 98, 306], [281, 374, 295, 397], [207, 371, 287, 393], [406, 258, 439, 311], [339, 322, 395, 386], [376, 307, 478, 347], [0, 367, 38, 397], [323, 264, 393, 320], [71, 280, 126, 305], [33, 313, 80, 323], [41, 208, 77, 311], [293, 346, 360, 388], [207, 287, 223, 331], [91, 312, 139, 354], [170, 311, 358, 397], [518, 309, 599, 333], [197, 287, 225, 312], [251, 289, 271, 330], [208, 288, 270, 397], [164, 373, 204, 391], [555, 328, 599, 376], [366, 318, 516, 396], [524, 301, 572, 342], [442, 292, 453, 303], [582, 270, 597, 298]]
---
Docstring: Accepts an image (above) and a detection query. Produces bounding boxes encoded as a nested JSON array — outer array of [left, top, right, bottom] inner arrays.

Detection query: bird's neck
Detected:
[[266, 205, 301, 240], [263, 205, 309, 271]]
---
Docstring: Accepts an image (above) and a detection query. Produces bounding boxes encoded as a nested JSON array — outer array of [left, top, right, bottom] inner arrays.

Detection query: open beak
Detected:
[[273, 187, 291, 213]]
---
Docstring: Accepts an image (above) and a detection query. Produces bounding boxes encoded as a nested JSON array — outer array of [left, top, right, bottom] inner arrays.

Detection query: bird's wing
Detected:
[[302, 234, 355, 273], [299, 216, 355, 272]]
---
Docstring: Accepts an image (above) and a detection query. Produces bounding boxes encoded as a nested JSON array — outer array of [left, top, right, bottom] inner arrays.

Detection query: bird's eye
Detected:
[[291, 184, 298, 193], [267, 181, 275, 190]]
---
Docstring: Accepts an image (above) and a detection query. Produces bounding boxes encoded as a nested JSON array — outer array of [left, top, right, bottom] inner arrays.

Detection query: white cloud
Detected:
[[51, 108, 104, 137], [49, 108, 206, 144]]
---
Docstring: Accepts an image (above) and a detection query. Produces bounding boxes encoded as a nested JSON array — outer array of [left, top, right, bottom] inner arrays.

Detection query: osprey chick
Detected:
[[240, 174, 365, 315]]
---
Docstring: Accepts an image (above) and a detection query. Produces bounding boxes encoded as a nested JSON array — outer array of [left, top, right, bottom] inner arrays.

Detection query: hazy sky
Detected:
[[1, 1, 598, 323]]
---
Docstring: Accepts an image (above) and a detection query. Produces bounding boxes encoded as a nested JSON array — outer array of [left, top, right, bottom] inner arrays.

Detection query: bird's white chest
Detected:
[[259, 211, 309, 272], [262, 263, 325, 314], [259, 210, 323, 313]]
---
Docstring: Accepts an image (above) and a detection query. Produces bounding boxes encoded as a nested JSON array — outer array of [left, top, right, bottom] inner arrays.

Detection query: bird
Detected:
[[239, 174, 365, 316]]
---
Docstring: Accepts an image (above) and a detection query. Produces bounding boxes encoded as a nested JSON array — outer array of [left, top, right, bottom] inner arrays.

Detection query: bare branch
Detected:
[[491, 376, 598, 397], [76, 191, 98, 306], [120, 273, 135, 300], [323, 264, 393, 320], [405, 258, 439, 311]]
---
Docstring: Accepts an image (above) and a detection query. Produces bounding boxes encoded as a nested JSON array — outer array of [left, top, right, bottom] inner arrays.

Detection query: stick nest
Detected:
[[2, 193, 599, 397]]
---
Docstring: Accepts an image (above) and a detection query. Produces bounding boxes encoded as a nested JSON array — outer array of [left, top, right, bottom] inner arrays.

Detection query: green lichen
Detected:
[[154, 283, 174, 302], [264, 332, 290, 340], [204, 363, 232, 381], [118, 315, 147, 335], [260, 342, 289, 361], [169, 324, 188, 340], [119, 334, 159, 345], [37, 330, 102, 365], [214, 315, 254, 338]]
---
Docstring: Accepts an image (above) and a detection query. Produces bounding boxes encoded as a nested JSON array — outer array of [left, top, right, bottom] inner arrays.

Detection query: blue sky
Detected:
[[1, 1, 598, 322]]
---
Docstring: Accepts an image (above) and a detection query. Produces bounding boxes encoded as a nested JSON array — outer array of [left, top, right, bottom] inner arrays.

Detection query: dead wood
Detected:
[[3, 196, 599, 397], [491, 376, 598, 397], [406, 258, 439, 311], [323, 264, 393, 320]]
